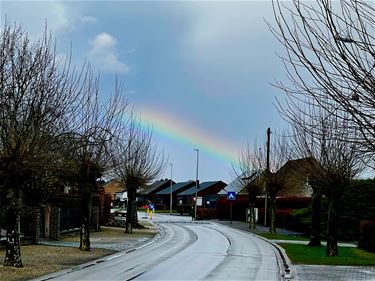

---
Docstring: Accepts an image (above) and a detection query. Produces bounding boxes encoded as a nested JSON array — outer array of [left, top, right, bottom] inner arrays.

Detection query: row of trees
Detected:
[[0, 23, 165, 267], [237, 0, 374, 257]]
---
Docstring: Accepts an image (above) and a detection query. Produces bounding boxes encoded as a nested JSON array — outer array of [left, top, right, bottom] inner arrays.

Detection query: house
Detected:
[[216, 175, 251, 220], [218, 175, 248, 197], [275, 158, 313, 197], [177, 181, 227, 208], [137, 179, 175, 205], [103, 179, 128, 208], [103, 179, 126, 205], [232, 158, 312, 198], [156, 181, 196, 209], [217, 158, 313, 222]]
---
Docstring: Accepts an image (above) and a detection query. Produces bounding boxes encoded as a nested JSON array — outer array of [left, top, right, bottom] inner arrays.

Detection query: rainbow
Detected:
[[132, 104, 239, 164]]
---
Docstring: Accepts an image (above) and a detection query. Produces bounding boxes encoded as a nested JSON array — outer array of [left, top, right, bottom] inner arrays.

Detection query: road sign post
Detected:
[[227, 192, 236, 224], [230, 201, 233, 224]]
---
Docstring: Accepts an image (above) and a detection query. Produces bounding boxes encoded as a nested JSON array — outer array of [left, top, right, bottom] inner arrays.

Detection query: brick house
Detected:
[[137, 179, 175, 206], [156, 181, 196, 210], [177, 181, 227, 208]]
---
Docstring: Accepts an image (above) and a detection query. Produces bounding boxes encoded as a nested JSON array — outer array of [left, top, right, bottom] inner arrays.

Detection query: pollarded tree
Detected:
[[236, 129, 290, 233], [289, 103, 365, 256], [65, 77, 128, 251], [110, 118, 166, 233], [0, 22, 82, 267], [235, 142, 264, 229], [270, 0, 375, 161]]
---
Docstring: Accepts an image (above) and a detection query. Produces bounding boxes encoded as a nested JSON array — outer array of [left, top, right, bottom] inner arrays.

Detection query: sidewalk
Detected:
[[215, 220, 375, 281], [39, 226, 156, 252]]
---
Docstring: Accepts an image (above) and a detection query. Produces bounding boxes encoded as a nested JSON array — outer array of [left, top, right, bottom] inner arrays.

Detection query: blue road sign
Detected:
[[227, 191, 236, 201]]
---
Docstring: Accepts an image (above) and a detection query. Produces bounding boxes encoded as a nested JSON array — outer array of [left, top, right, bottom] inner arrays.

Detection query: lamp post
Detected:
[[169, 163, 173, 215], [264, 127, 271, 227], [193, 148, 199, 220]]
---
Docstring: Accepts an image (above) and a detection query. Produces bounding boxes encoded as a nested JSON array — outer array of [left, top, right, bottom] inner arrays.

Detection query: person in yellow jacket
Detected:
[[148, 202, 155, 220]]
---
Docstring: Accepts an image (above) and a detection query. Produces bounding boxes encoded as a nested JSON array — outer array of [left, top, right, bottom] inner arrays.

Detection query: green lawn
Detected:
[[258, 233, 308, 241], [279, 244, 375, 266]]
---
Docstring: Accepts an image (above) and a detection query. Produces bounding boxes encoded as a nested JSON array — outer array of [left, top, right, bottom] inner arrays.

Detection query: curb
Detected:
[[254, 233, 297, 281]]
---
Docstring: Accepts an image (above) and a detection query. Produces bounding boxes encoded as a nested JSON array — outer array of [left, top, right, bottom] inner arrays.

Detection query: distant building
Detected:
[[177, 181, 227, 208], [156, 181, 196, 209], [218, 175, 247, 197], [275, 158, 312, 197], [103, 179, 126, 203], [217, 158, 313, 222], [137, 179, 175, 205]]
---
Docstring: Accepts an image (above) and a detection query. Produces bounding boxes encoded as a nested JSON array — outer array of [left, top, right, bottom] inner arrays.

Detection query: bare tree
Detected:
[[270, 0, 375, 160], [64, 76, 128, 251], [0, 23, 82, 266], [235, 142, 263, 229], [289, 104, 365, 256], [110, 118, 166, 233], [235, 129, 290, 233]]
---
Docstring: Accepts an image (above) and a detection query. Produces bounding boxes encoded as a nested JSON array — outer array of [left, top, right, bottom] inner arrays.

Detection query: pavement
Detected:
[[38, 216, 375, 281], [39, 235, 152, 252]]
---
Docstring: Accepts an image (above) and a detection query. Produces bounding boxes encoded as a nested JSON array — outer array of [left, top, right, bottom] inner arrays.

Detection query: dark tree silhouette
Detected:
[[235, 131, 289, 233], [270, 0, 375, 161], [288, 104, 365, 256], [110, 118, 166, 233], [0, 23, 81, 266], [66, 77, 128, 251]]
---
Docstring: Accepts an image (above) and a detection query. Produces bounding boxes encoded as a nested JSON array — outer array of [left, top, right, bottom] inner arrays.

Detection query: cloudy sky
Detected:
[[1, 0, 288, 184]]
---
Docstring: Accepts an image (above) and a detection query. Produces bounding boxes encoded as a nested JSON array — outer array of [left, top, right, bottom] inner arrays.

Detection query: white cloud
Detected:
[[1, 1, 97, 39], [170, 2, 278, 97], [1, 1, 69, 39], [80, 16, 97, 25], [87, 32, 130, 74]]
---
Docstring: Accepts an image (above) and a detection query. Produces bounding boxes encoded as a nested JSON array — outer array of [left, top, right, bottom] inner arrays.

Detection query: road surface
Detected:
[[35, 213, 283, 281]]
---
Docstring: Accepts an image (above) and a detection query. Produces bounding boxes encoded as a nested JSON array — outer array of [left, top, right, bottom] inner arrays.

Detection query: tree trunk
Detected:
[[3, 207, 23, 267], [125, 180, 143, 233], [31, 205, 41, 245], [308, 191, 322, 247], [248, 203, 256, 229], [269, 193, 277, 234], [80, 192, 92, 251], [131, 199, 138, 226], [326, 195, 339, 256], [126, 184, 135, 234]]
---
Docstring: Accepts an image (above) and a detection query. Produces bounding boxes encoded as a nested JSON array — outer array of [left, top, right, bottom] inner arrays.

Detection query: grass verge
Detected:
[[279, 243, 375, 266], [257, 233, 308, 241]]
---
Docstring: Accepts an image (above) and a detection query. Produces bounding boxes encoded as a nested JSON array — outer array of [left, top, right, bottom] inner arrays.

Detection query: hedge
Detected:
[[358, 220, 375, 253]]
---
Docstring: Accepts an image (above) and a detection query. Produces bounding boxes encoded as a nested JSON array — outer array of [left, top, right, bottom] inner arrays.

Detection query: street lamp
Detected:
[[169, 163, 173, 215], [265, 128, 271, 227], [193, 148, 199, 220]]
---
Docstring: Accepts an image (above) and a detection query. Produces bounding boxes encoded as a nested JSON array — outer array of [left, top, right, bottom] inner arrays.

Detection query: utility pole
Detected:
[[169, 163, 173, 215], [264, 127, 271, 227], [193, 149, 199, 220]]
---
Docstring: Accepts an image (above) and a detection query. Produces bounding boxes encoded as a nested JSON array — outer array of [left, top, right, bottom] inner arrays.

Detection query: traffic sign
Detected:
[[227, 191, 236, 201]]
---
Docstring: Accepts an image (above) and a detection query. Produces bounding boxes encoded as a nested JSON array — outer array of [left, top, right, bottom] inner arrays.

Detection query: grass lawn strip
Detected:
[[279, 243, 375, 266], [258, 232, 309, 241]]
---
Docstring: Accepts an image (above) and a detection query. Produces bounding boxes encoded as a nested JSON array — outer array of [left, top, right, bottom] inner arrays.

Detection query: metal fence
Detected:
[[60, 204, 82, 233]]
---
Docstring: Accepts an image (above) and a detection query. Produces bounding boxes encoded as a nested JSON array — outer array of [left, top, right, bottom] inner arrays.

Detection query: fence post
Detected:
[[31, 206, 41, 244], [49, 205, 61, 240]]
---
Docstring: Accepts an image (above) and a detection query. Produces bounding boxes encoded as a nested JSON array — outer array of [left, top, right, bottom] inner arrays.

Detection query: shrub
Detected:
[[358, 220, 375, 253], [197, 208, 217, 220], [287, 179, 375, 241]]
